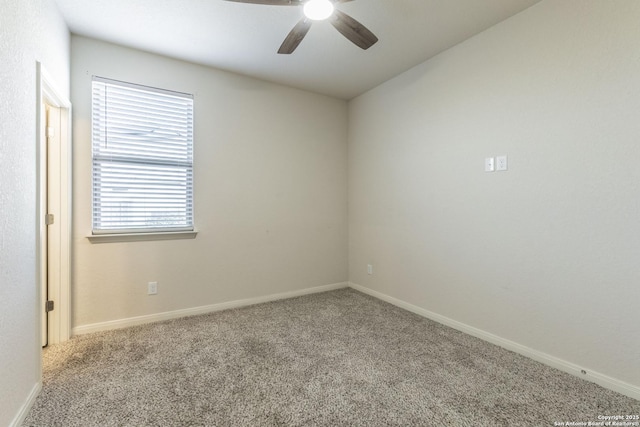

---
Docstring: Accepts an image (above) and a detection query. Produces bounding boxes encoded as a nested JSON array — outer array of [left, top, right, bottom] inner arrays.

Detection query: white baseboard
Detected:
[[349, 282, 640, 401], [73, 282, 349, 336], [9, 381, 41, 427]]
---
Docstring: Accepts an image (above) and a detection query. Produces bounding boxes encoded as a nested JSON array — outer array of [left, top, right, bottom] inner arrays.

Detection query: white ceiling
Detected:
[[53, 0, 542, 100]]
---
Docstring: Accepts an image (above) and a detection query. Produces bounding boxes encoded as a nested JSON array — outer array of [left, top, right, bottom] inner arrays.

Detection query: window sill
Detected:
[[87, 230, 198, 244]]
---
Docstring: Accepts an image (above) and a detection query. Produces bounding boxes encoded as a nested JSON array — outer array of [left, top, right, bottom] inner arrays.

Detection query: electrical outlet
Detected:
[[496, 155, 508, 171], [148, 281, 158, 295], [367, 264, 373, 275]]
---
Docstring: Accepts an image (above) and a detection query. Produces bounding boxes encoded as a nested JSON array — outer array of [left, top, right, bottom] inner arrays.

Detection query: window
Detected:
[[91, 77, 194, 235]]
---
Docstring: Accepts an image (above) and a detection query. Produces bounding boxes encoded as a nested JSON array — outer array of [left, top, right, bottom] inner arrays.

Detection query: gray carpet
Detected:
[[24, 288, 639, 426]]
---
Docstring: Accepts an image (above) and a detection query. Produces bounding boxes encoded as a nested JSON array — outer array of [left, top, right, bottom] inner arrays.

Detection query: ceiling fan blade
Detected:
[[330, 9, 378, 50], [224, 0, 299, 5], [278, 18, 312, 54]]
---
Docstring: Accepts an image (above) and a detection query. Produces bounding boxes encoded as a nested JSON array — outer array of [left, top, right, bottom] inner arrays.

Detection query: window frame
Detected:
[[90, 76, 195, 240]]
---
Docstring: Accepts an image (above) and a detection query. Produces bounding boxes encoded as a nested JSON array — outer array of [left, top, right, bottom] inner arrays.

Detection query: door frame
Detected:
[[36, 62, 72, 346]]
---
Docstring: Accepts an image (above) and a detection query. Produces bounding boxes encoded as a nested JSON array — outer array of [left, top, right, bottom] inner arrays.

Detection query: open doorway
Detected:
[[36, 62, 71, 348]]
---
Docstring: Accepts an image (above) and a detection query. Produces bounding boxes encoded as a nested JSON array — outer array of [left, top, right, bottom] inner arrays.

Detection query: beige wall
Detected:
[[4, 2, 638, 424], [0, 0, 70, 425], [349, 0, 640, 390], [71, 36, 348, 328]]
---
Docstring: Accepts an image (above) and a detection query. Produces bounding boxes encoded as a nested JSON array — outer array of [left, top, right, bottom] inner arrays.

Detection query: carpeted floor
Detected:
[[24, 288, 639, 426]]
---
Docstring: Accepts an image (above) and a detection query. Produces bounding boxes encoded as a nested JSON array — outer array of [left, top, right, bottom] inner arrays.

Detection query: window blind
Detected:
[[91, 77, 194, 234]]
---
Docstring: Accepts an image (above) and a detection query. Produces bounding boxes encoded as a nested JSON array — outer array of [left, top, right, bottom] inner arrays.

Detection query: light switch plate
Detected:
[[485, 157, 495, 172]]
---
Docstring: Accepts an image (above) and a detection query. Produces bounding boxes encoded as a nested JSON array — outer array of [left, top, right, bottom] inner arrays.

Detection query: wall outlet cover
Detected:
[[496, 155, 508, 171], [148, 281, 158, 295]]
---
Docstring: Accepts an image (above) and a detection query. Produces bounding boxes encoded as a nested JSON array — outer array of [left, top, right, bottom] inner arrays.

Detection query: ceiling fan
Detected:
[[224, 0, 378, 54]]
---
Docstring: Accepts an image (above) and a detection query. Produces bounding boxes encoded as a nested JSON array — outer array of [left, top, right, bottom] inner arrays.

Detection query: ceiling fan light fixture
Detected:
[[303, 0, 334, 21]]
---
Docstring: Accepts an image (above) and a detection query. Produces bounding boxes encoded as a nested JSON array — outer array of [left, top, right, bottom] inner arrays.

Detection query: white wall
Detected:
[[349, 0, 640, 393], [71, 36, 348, 328], [0, 0, 69, 425]]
